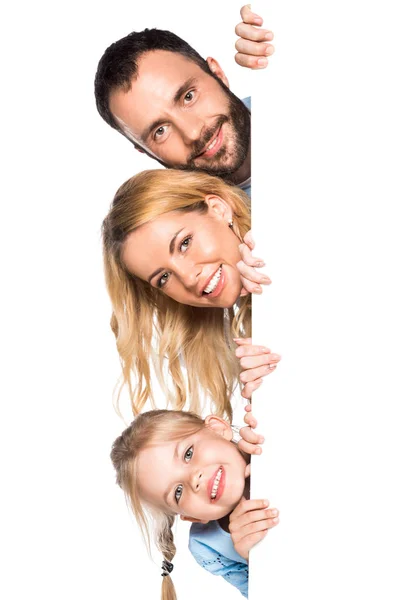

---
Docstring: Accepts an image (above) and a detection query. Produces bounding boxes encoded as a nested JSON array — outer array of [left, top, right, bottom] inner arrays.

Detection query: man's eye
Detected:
[[180, 236, 192, 252], [157, 272, 170, 288], [175, 484, 183, 503], [184, 90, 195, 103], [184, 446, 194, 462], [154, 126, 166, 139]]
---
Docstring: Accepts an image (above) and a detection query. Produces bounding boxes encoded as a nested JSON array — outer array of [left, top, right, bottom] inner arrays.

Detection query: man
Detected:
[[94, 9, 274, 199]]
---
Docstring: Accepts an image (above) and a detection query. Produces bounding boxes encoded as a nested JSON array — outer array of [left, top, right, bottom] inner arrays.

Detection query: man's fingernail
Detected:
[[255, 261, 265, 267], [271, 509, 278, 516], [263, 500, 269, 506], [257, 58, 268, 67], [259, 436, 265, 444], [255, 447, 262, 455], [254, 286, 262, 293], [261, 277, 271, 284]]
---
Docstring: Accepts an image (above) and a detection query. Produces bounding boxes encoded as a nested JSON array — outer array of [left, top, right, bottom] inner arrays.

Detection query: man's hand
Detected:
[[229, 498, 279, 560], [235, 338, 281, 400], [237, 231, 271, 297], [235, 5, 275, 70]]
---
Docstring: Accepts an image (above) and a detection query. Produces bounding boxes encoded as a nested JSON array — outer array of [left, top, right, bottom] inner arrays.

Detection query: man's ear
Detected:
[[206, 57, 230, 88], [204, 415, 233, 441], [180, 515, 210, 524]]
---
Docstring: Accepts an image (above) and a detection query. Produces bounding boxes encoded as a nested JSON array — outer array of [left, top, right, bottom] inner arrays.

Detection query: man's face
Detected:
[[109, 50, 250, 177]]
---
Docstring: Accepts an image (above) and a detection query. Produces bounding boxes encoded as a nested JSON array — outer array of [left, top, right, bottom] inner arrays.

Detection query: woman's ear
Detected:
[[204, 415, 233, 441], [204, 195, 233, 225], [206, 57, 230, 88]]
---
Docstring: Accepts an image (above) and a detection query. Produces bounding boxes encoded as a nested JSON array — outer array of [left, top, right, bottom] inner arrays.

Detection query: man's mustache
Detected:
[[188, 116, 229, 162]]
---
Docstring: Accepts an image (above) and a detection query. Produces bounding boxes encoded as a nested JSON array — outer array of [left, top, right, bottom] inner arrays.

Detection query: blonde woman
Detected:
[[102, 170, 278, 420]]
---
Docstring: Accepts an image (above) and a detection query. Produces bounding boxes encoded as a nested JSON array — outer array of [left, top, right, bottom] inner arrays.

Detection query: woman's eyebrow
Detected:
[[147, 228, 185, 283]]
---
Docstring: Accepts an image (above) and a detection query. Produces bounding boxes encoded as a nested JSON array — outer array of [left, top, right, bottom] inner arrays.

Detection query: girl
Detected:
[[102, 169, 273, 419], [111, 406, 278, 599]]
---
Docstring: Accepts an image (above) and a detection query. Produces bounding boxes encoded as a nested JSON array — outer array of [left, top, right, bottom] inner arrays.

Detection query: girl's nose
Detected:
[[190, 470, 203, 492]]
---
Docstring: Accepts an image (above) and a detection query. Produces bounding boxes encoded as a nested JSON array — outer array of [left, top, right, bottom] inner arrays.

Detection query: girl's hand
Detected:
[[238, 405, 264, 455], [237, 231, 271, 297], [235, 337, 281, 400], [229, 498, 279, 560], [235, 5, 275, 70]]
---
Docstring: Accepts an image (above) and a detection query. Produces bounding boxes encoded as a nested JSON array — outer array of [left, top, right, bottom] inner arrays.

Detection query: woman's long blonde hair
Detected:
[[102, 169, 251, 421], [111, 409, 207, 600]]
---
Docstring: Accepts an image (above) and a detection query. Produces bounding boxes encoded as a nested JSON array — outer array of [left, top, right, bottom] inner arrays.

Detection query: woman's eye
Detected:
[[184, 446, 194, 462], [174, 484, 183, 504], [184, 90, 195, 103], [157, 272, 170, 288], [180, 236, 192, 252]]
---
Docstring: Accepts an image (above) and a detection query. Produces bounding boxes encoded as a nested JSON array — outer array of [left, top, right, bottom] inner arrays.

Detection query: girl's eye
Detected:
[[157, 272, 170, 288], [180, 236, 192, 252], [184, 90, 195, 103], [184, 446, 194, 462], [174, 484, 183, 504]]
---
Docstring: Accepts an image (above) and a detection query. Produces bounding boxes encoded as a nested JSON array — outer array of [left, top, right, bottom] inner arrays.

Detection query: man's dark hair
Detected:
[[94, 28, 215, 137]]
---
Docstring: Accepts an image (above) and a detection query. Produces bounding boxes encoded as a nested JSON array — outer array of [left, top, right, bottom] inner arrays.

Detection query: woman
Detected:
[[102, 169, 273, 420]]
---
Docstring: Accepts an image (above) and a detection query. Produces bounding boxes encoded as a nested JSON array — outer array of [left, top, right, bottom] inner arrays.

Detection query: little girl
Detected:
[[111, 406, 279, 598]]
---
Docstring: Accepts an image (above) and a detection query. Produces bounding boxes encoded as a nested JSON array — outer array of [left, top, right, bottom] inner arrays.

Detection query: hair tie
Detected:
[[161, 559, 174, 577]]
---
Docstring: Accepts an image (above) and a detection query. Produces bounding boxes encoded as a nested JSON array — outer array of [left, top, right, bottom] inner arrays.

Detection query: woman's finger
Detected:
[[240, 359, 280, 383], [238, 242, 265, 267], [235, 344, 270, 358]]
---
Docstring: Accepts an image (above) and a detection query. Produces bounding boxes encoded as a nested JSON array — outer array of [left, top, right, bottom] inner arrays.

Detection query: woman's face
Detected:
[[136, 417, 247, 522], [121, 196, 243, 308]]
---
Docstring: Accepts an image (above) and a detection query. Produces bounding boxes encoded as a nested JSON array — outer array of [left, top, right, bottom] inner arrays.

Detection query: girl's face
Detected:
[[121, 196, 243, 308], [136, 417, 248, 522]]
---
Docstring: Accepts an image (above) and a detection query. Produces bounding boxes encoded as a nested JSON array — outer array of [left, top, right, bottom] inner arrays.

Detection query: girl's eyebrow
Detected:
[[162, 441, 181, 505], [147, 228, 185, 283]]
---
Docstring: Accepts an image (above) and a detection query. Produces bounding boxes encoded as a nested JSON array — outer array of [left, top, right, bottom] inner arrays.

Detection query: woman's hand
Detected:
[[235, 5, 275, 70], [229, 498, 279, 560], [237, 231, 271, 297], [235, 337, 281, 400], [238, 404, 264, 455]]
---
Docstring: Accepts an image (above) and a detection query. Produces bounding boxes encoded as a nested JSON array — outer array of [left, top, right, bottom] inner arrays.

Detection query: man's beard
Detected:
[[180, 88, 251, 179]]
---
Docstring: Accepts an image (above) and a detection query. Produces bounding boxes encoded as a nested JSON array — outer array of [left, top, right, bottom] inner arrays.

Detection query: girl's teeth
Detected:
[[204, 266, 222, 294], [211, 467, 223, 499]]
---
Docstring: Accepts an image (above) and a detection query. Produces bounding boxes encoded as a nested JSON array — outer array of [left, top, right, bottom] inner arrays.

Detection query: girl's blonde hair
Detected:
[[111, 409, 207, 600], [102, 169, 252, 421]]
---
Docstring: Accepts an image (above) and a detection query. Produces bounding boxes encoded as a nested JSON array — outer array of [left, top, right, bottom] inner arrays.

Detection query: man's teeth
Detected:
[[211, 467, 223, 500], [206, 135, 218, 152], [204, 266, 222, 294]]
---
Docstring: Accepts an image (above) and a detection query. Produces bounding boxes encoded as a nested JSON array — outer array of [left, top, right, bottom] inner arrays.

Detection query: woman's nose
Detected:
[[175, 262, 202, 290]]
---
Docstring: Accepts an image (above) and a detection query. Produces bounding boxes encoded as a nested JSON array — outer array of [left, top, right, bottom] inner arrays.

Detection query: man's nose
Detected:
[[176, 114, 205, 145]]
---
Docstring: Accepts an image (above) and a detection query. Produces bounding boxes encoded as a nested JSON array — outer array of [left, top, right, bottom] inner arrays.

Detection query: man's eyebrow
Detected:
[[142, 78, 198, 142], [147, 229, 185, 284]]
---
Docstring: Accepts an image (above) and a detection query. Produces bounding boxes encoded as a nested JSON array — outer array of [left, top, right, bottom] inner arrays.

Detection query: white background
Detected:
[[1, 1, 399, 599]]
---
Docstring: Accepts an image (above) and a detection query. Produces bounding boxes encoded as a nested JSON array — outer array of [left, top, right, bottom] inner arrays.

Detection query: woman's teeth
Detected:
[[204, 266, 222, 294], [211, 467, 223, 500]]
